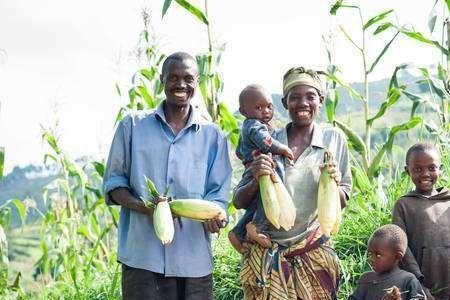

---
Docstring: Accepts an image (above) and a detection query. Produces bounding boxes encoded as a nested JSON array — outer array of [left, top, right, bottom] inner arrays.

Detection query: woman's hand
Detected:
[[323, 158, 341, 185], [250, 153, 278, 182]]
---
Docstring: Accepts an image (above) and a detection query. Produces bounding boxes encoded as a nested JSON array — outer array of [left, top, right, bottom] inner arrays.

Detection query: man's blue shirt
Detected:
[[103, 102, 232, 277]]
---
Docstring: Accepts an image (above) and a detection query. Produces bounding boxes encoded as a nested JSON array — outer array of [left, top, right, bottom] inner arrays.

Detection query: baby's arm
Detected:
[[246, 120, 293, 160]]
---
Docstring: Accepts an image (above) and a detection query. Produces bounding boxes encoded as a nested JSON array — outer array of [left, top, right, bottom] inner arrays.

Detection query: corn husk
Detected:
[[259, 174, 280, 229], [153, 201, 174, 245], [273, 173, 296, 230], [169, 199, 226, 222]]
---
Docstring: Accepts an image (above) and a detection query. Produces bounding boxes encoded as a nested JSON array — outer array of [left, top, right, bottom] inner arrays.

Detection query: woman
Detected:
[[233, 67, 352, 300]]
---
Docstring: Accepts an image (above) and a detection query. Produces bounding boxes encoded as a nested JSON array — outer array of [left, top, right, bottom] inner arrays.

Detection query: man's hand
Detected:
[[203, 218, 225, 233], [321, 158, 341, 185]]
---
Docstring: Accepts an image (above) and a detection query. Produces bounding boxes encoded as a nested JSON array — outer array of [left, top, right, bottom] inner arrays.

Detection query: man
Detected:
[[103, 52, 232, 299]]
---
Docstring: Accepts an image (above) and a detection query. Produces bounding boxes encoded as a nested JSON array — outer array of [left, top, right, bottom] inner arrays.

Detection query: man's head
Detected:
[[368, 224, 407, 274], [160, 52, 199, 107], [281, 67, 324, 127], [405, 143, 441, 196], [238, 84, 273, 124]]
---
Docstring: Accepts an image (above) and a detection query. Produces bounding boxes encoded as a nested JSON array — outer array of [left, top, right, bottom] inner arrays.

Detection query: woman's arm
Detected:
[[233, 154, 276, 209]]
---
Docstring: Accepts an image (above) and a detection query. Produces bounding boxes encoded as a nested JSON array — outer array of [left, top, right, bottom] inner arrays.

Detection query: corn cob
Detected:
[[169, 199, 226, 222], [259, 174, 280, 229], [153, 200, 174, 245], [317, 150, 341, 237], [331, 192, 342, 235], [273, 173, 296, 230]]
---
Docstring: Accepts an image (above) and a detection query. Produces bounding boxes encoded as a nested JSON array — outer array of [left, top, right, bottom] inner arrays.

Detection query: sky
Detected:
[[0, 0, 441, 174]]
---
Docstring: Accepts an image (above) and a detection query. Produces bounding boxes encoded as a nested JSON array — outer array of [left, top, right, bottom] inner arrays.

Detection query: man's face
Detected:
[[368, 238, 399, 274], [406, 150, 441, 195], [283, 85, 322, 127], [161, 58, 198, 107]]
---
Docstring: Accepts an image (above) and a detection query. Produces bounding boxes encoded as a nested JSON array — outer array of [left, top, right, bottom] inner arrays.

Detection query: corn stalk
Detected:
[[327, 2, 422, 181]]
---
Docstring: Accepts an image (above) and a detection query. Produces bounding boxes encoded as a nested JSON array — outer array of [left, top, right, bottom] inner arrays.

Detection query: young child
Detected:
[[228, 84, 293, 253], [349, 224, 425, 300], [393, 143, 450, 300]]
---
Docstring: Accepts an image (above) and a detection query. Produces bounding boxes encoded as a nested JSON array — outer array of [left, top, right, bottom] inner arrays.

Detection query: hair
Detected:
[[238, 84, 269, 109], [405, 142, 439, 165], [369, 224, 408, 255], [161, 52, 197, 77], [282, 66, 323, 97]]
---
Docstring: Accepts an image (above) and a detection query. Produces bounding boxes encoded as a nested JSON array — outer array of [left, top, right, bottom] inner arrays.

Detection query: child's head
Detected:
[[405, 143, 441, 196], [238, 84, 274, 124], [368, 224, 407, 274]]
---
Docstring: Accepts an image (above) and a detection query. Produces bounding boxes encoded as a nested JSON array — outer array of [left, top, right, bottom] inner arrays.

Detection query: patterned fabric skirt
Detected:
[[240, 228, 340, 300]]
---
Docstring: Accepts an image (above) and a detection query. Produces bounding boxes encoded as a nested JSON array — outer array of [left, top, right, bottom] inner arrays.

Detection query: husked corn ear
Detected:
[[259, 174, 280, 229], [154, 201, 174, 245], [273, 173, 296, 231], [317, 150, 340, 237], [169, 199, 226, 221]]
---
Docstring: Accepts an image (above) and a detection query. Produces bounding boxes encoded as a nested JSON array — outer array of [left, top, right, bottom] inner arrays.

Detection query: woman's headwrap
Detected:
[[282, 67, 323, 97]]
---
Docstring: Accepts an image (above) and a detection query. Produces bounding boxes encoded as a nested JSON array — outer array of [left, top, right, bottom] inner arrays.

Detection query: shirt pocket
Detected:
[[186, 157, 208, 198]]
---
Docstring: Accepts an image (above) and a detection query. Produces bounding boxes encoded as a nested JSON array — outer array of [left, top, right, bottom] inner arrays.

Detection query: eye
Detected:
[[413, 167, 422, 173], [185, 76, 195, 84], [256, 106, 262, 111], [169, 75, 178, 82], [429, 165, 438, 172]]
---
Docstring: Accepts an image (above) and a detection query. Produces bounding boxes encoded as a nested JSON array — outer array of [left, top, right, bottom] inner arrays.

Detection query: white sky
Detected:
[[0, 0, 441, 174]]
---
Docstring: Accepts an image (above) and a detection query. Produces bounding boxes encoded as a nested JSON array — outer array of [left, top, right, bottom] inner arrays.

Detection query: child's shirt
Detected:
[[236, 118, 285, 164], [392, 187, 450, 298], [348, 267, 425, 300]]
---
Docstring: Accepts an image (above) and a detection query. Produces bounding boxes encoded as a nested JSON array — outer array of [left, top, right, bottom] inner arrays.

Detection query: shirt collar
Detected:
[[282, 122, 325, 149], [155, 100, 201, 132]]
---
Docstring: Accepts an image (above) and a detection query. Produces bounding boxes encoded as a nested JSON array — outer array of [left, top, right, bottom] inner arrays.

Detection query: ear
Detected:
[[319, 95, 325, 104], [239, 106, 247, 117], [404, 165, 409, 175], [395, 250, 403, 260], [282, 97, 288, 109]]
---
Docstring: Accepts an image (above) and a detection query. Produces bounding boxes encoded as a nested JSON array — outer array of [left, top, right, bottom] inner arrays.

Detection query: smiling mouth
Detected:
[[297, 111, 310, 117], [173, 90, 188, 98]]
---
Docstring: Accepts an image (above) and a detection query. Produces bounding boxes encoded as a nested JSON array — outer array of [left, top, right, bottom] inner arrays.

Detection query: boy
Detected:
[[393, 143, 450, 300], [349, 224, 425, 300], [228, 84, 293, 253]]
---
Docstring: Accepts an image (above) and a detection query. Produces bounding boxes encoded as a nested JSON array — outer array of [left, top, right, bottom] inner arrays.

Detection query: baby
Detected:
[[349, 224, 425, 300], [228, 84, 293, 253]]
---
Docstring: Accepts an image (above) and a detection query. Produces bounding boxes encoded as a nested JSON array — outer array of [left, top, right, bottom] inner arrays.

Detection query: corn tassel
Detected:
[[154, 201, 174, 245], [317, 150, 341, 237], [273, 173, 296, 230], [259, 174, 280, 229], [169, 199, 226, 222]]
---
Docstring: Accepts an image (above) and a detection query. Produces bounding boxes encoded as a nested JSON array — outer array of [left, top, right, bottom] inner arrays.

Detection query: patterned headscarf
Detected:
[[282, 67, 323, 97]]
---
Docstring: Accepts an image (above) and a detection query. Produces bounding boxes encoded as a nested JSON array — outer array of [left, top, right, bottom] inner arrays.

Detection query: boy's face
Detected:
[[405, 150, 441, 195], [241, 90, 273, 124], [161, 58, 198, 107], [368, 238, 401, 274], [282, 85, 323, 127]]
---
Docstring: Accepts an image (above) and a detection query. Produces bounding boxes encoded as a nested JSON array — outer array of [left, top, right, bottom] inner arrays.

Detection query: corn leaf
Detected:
[[140, 68, 156, 81], [333, 120, 367, 158], [162, 0, 173, 17], [374, 22, 394, 35], [388, 64, 408, 90], [368, 117, 422, 178], [330, 1, 358, 15], [11, 199, 26, 227], [0, 147, 4, 180], [363, 9, 394, 30], [367, 31, 399, 74], [42, 132, 60, 154], [367, 87, 402, 126], [145, 177, 160, 198], [446, 0, 450, 13], [92, 161, 105, 177], [137, 85, 155, 108], [174, 0, 209, 25], [428, 0, 438, 33], [399, 28, 448, 55], [115, 82, 121, 96], [325, 72, 364, 101], [402, 90, 423, 117], [114, 107, 126, 126], [218, 103, 240, 147]]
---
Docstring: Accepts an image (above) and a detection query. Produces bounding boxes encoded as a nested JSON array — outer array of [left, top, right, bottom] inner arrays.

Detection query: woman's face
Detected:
[[283, 85, 322, 127]]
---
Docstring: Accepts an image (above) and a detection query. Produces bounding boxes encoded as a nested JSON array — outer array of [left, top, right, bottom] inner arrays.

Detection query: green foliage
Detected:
[[0, 147, 4, 180]]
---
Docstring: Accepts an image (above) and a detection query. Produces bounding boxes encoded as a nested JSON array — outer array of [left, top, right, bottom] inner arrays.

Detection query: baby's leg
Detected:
[[246, 222, 271, 248]]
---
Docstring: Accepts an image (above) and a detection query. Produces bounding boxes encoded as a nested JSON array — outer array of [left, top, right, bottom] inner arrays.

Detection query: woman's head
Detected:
[[281, 67, 324, 127]]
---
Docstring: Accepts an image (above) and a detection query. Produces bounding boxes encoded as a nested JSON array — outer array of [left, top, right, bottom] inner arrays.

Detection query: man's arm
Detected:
[[109, 187, 152, 215]]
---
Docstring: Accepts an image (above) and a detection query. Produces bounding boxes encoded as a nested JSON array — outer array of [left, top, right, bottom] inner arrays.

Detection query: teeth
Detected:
[[174, 91, 187, 97], [298, 111, 309, 116]]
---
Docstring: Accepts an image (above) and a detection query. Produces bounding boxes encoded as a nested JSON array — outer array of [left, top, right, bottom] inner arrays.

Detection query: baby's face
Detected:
[[368, 238, 398, 274], [242, 91, 274, 124]]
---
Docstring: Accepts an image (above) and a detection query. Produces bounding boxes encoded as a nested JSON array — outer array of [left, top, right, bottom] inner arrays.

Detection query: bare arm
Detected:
[[109, 187, 153, 216]]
